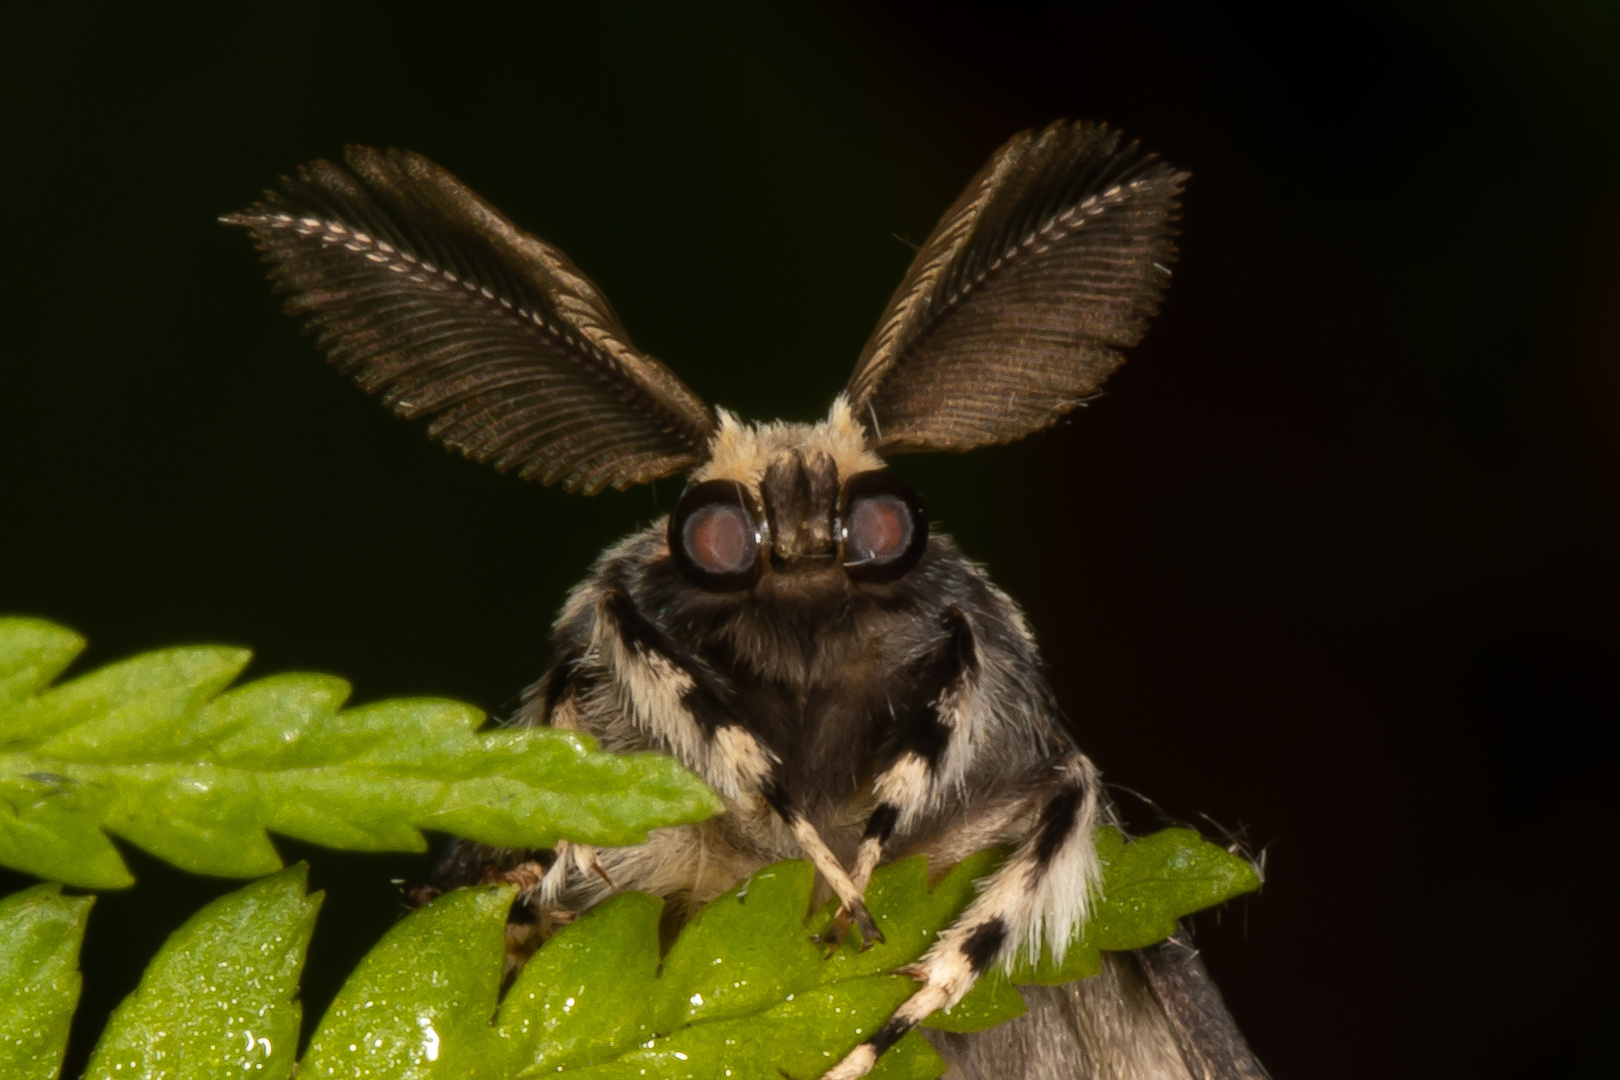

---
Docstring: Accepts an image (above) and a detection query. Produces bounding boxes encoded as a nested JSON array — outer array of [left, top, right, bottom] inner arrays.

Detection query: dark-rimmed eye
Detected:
[[840, 471, 927, 584], [669, 479, 762, 591]]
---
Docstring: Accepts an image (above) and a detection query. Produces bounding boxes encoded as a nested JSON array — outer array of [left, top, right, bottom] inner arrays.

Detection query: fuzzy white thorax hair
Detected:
[[692, 395, 884, 490]]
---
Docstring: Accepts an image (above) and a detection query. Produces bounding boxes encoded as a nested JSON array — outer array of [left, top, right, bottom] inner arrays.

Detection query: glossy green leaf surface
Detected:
[[4, 827, 1258, 1079], [0, 882, 92, 1080], [304, 866, 952, 1080], [494, 891, 668, 1073], [0, 617, 722, 888], [82, 866, 319, 1080], [561, 977, 941, 1080], [291, 831, 1254, 1079], [302, 882, 514, 1079]]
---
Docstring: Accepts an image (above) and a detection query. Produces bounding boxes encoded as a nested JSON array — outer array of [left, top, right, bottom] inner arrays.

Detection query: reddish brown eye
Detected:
[[840, 471, 927, 584], [669, 479, 761, 591], [846, 495, 910, 561], [685, 503, 754, 574]]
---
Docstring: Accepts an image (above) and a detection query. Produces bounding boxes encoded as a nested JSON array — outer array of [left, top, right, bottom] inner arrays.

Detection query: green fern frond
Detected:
[[0, 618, 721, 888]]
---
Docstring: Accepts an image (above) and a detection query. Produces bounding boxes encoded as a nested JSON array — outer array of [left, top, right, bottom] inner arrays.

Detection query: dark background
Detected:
[[3, 3, 1615, 1077]]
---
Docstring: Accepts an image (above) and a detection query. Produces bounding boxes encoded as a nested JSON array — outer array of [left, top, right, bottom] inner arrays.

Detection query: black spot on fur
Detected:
[[863, 803, 900, 842], [603, 587, 662, 656], [942, 607, 978, 675], [867, 1015, 913, 1055], [677, 682, 734, 735], [762, 776, 793, 818], [1033, 786, 1084, 868], [960, 917, 1008, 973], [602, 587, 733, 732], [883, 606, 977, 768], [539, 647, 584, 721]]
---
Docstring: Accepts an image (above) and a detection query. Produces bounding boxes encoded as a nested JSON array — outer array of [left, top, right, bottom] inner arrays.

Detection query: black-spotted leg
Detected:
[[822, 754, 1101, 1080], [826, 609, 978, 946]]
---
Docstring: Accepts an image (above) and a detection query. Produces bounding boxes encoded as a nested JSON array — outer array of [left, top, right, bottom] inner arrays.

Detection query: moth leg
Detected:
[[500, 838, 611, 905], [773, 792, 884, 950], [553, 838, 613, 890], [850, 804, 899, 894], [823, 754, 1102, 1080], [818, 777, 908, 947], [827, 609, 978, 944]]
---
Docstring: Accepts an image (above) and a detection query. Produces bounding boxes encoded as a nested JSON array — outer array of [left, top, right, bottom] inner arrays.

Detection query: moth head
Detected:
[[671, 400, 928, 597], [227, 122, 1182, 581]]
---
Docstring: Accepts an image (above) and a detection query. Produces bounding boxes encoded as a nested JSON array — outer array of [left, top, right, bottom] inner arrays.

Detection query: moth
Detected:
[[226, 121, 1266, 1080]]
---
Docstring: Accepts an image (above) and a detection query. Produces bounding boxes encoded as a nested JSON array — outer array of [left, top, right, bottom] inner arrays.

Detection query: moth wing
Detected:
[[225, 147, 714, 494], [1137, 935, 1271, 1079], [845, 121, 1185, 453], [924, 947, 1267, 1080]]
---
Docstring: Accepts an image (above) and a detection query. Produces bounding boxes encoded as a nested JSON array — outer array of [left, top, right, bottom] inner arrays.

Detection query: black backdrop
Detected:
[[3, 3, 1615, 1077]]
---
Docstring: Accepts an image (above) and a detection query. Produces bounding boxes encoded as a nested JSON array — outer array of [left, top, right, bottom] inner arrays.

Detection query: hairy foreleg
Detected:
[[823, 754, 1101, 1080], [766, 785, 884, 948], [828, 609, 979, 943]]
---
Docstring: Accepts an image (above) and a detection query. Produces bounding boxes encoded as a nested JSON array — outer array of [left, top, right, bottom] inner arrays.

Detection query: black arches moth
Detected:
[[227, 121, 1265, 1080]]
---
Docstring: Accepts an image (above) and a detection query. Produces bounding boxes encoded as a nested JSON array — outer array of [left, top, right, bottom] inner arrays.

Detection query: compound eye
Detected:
[[841, 471, 927, 584], [669, 479, 761, 591], [847, 494, 911, 562], [687, 502, 753, 574]]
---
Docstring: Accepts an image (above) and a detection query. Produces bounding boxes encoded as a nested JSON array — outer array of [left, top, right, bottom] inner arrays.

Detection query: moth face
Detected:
[[668, 446, 927, 598]]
